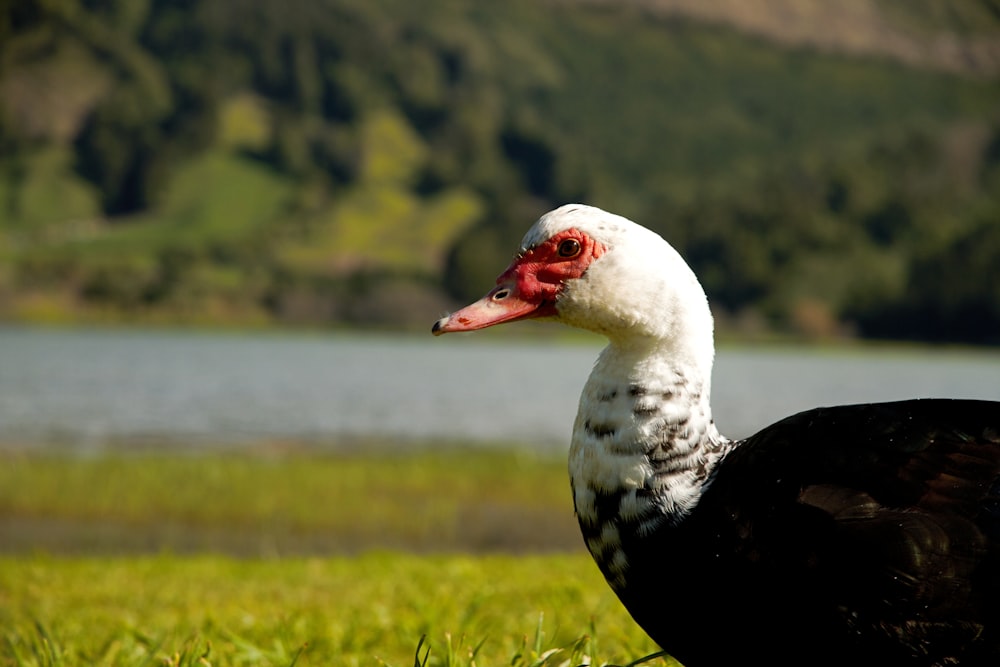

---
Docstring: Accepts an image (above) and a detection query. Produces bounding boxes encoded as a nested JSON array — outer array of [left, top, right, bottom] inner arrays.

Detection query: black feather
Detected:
[[611, 399, 1000, 667]]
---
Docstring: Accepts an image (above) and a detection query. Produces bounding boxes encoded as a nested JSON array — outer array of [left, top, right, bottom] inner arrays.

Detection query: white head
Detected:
[[433, 204, 716, 376]]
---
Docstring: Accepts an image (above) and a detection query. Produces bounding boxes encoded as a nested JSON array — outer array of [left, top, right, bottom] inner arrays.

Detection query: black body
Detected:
[[605, 399, 1000, 667]]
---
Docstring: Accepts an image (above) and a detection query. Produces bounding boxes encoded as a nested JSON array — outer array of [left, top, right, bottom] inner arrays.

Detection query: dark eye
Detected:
[[557, 238, 581, 258]]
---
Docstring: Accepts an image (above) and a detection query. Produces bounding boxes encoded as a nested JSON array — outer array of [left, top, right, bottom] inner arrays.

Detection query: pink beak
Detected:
[[431, 280, 550, 335]]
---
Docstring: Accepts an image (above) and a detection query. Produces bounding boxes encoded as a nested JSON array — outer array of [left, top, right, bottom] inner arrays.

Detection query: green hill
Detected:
[[1, 0, 999, 341]]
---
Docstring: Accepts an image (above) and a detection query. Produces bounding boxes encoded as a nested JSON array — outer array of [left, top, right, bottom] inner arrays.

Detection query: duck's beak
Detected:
[[431, 280, 551, 335]]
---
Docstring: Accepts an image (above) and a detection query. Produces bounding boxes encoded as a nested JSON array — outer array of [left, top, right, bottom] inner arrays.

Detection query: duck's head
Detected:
[[433, 204, 714, 356]]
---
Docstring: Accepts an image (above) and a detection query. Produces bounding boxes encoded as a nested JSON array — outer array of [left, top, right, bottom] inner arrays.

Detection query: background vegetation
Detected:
[[2, 0, 999, 342]]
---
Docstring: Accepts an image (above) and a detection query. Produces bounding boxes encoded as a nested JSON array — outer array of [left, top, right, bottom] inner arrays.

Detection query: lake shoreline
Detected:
[[2, 328, 998, 449]]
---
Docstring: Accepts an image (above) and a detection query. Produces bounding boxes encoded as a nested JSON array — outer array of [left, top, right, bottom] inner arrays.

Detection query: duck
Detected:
[[432, 204, 1000, 667]]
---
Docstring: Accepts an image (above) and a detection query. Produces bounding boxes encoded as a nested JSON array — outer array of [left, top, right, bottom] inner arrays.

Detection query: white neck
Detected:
[[568, 336, 729, 590]]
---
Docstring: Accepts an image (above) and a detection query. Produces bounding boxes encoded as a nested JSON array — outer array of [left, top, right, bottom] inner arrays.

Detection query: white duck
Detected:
[[433, 204, 1000, 667]]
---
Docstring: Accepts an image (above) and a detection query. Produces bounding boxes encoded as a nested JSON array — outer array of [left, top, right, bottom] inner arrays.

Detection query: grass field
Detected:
[[1, 553, 670, 666], [0, 447, 676, 666]]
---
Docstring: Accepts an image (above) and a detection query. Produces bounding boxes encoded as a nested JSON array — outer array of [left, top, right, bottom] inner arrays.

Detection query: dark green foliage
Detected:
[[1, 0, 998, 341], [852, 218, 1000, 344], [73, 89, 168, 215]]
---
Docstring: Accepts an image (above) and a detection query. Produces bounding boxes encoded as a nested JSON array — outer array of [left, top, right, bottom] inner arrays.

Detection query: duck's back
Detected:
[[613, 399, 1000, 667]]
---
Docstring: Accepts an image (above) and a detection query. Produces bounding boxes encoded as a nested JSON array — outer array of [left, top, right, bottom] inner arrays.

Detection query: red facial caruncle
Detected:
[[432, 228, 607, 334]]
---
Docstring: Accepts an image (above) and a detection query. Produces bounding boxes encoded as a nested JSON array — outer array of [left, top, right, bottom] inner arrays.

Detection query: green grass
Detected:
[[0, 448, 676, 666], [0, 553, 671, 666], [0, 448, 578, 554]]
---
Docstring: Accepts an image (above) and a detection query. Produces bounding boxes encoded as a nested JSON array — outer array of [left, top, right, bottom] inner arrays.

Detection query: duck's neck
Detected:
[[568, 336, 730, 590]]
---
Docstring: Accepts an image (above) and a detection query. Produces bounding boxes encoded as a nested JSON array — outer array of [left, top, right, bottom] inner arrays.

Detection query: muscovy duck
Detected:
[[432, 204, 1000, 667]]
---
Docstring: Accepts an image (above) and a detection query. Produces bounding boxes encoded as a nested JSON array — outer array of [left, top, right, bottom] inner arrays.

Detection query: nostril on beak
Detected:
[[492, 288, 511, 301]]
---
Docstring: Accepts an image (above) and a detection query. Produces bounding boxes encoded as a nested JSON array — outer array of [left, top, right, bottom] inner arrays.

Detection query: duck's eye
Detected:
[[557, 238, 581, 258]]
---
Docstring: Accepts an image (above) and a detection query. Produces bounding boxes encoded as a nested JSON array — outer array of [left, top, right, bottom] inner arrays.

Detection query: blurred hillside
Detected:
[[1, 0, 999, 342]]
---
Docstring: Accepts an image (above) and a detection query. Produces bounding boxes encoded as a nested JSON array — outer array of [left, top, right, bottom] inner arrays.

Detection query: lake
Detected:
[[0, 327, 997, 451]]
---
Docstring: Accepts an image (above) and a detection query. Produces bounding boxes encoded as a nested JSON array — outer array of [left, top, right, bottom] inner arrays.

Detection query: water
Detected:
[[0, 327, 997, 450]]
